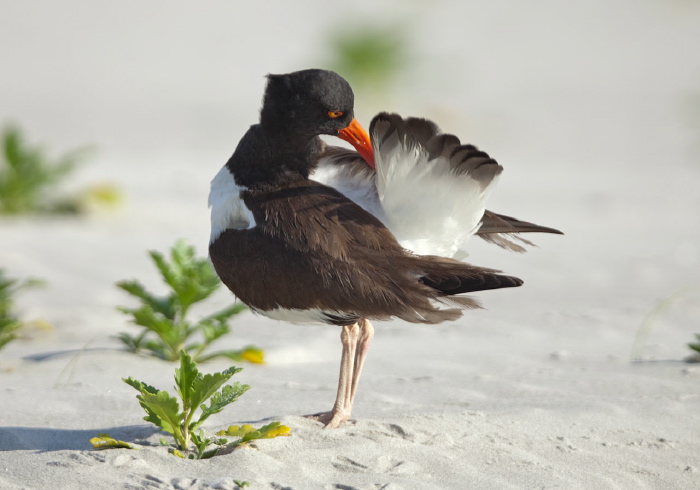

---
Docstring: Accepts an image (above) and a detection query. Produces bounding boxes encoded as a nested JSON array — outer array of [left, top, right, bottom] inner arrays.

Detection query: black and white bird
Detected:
[[208, 69, 558, 428]]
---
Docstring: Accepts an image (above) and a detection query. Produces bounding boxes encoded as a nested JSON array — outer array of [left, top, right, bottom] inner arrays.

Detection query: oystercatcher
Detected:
[[315, 114, 562, 258], [209, 69, 530, 428]]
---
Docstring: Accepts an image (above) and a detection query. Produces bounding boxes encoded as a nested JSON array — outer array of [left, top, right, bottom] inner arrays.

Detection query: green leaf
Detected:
[[150, 249, 179, 295], [188, 369, 239, 418], [123, 376, 160, 396], [114, 331, 148, 352], [123, 377, 183, 442], [157, 240, 221, 314], [174, 351, 199, 407], [195, 382, 250, 429], [171, 240, 221, 309], [196, 320, 230, 344], [90, 433, 138, 450], [140, 391, 182, 440], [191, 429, 212, 459], [142, 339, 175, 361], [116, 280, 177, 320], [125, 305, 176, 335]]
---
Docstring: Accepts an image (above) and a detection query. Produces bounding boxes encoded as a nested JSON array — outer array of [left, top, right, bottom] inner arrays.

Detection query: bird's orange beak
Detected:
[[337, 118, 375, 169]]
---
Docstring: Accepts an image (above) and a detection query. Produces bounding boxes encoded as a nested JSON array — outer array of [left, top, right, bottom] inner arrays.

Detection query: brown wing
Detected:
[[210, 179, 521, 324], [243, 179, 397, 259]]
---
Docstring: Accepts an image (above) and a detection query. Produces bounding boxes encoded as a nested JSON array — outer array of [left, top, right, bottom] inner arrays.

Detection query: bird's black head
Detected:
[[260, 69, 355, 138]]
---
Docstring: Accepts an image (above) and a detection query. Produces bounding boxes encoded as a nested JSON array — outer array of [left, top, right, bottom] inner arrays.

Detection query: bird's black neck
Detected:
[[225, 124, 323, 189]]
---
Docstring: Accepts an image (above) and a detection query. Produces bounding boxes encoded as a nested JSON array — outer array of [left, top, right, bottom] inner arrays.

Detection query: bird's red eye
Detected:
[[328, 111, 344, 118]]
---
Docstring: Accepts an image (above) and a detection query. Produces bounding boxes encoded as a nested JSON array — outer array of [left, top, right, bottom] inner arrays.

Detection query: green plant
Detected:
[[0, 124, 91, 215], [0, 269, 43, 349], [116, 239, 262, 363], [323, 23, 410, 94], [122, 351, 290, 459], [688, 334, 700, 358]]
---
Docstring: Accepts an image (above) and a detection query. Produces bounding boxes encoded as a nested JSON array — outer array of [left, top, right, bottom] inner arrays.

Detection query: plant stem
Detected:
[[630, 285, 700, 361]]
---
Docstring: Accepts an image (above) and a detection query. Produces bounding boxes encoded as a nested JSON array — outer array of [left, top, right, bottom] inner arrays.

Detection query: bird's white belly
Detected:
[[250, 305, 358, 326]]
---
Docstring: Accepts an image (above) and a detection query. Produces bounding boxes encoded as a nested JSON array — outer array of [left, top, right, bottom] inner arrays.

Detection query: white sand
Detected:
[[1, 1, 700, 488]]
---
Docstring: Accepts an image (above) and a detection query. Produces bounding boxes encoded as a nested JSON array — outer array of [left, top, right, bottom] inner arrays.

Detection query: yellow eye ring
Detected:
[[327, 111, 344, 118]]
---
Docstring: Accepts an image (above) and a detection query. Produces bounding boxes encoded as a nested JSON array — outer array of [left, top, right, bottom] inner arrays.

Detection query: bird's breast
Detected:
[[209, 165, 257, 243]]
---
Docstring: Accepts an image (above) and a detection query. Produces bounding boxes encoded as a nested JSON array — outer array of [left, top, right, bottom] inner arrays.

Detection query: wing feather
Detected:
[[369, 113, 502, 257], [210, 179, 521, 324]]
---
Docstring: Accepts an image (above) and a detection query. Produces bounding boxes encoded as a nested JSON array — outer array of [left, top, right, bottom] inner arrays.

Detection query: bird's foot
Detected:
[[305, 409, 352, 429]]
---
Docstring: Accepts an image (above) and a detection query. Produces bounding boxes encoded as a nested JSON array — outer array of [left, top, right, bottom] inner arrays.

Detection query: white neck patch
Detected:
[[208, 165, 256, 243]]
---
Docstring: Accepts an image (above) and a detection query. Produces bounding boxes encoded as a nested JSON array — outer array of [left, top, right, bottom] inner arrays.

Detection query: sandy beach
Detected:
[[1, 1, 700, 488]]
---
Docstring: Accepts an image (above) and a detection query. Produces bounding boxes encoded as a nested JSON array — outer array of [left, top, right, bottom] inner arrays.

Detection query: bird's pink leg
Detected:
[[348, 319, 374, 409], [324, 322, 360, 428], [306, 319, 374, 429], [308, 322, 360, 429]]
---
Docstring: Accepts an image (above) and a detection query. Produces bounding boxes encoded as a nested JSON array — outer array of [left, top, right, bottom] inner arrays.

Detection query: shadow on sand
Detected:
[[0, 425, 160, 452]]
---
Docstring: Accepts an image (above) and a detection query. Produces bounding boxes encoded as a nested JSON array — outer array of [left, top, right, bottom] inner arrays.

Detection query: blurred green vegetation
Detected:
[[322, 22, 411, 96], [689, 334, 700, 359], [0, 124, 120, 215], [0, 269, 43, 350], [0, 124, 87, 215]]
